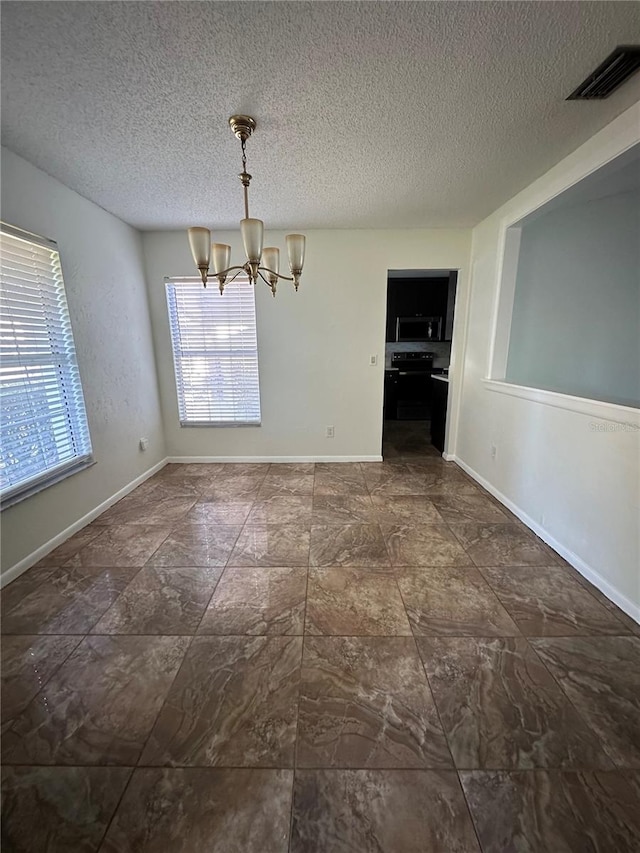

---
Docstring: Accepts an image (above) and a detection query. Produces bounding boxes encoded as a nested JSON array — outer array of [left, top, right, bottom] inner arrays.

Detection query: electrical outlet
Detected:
[[139, 437, 149, 451], [490, 443, 497, 460], [326, 425, 335, 438], [369, 354, 377, 366]]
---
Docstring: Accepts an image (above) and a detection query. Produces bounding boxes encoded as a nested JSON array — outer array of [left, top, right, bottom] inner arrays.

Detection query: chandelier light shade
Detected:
[[187, 115, 306, 296]]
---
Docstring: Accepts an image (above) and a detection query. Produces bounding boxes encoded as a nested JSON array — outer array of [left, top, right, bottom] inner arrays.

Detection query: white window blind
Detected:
[[0, 224, 93, 508], [166, 277, 261, 426]]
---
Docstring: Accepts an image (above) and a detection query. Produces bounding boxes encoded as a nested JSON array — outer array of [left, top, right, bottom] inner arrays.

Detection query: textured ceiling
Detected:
[[2, 1, 639, 230]]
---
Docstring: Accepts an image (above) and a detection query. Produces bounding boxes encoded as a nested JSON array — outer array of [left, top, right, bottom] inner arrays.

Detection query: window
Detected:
[[166, 277, 261, 426], [0, 224, 93, 508]]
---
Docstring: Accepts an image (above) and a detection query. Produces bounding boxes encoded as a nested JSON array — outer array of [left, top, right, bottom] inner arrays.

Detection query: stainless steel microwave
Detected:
[[395, 316, 442, 342]]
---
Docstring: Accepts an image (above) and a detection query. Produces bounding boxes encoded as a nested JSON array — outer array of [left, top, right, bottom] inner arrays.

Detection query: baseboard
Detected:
[[166, 455, 384, 463], [451, 455, 640, 624], [1, 457, 169, 588], [442, 452, 456, 462]]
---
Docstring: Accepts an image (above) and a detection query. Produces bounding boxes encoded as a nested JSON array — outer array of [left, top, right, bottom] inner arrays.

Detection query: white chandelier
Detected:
[[187, 115, 306, 297]]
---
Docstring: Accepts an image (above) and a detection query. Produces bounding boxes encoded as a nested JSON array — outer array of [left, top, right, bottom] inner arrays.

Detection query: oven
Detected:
[[390, 351, 434, 420]]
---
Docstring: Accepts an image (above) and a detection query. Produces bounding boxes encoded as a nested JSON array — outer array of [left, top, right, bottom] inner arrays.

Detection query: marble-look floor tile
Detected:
[[92, 566, 223, 634], [2, 635, 189, 766], [269, 462, 315, 475], [564, 569, 640, 637], [88, 492, 152, 526], [146, 523, 242, 567], [311, 495, 376, 525], [370, 495, 443, 525], [31, 526, 104, 568], [364, 471, 431, 497], [396, 567, 520, 636], [205, 475, 266, 499], [421, 468, 483, 496], [291, 769, 479, 852], [64, 524, 171, 568], [361, 461, 410, 476], [297, 637, 451, 769], [430, 494, 510, 523], [141, 636, 301, 767], [481, 566, 631, 636], [418, 637, 612, 770], [449, 523, 556, 567], [246, 495, 313, 525], [404, 458, 450, 472], [460, 770, 640, 853], [1, 765, 132, 853], [531, 636, 640, 767], [0, 567, 58, 616], [257, 474, 315, 498], [100, 768, 293, 853], [1, 565, 139, 634], [94, 494, 196, 526], [315, 463, 364, 475], [1, 635, 82, 729], [313, 467, 369, 496], [309, 524, 390, 568], [228, 524, 310, 567], [161, 462, 226, 479], [184, 499, 254, 525], [144, 476, 209, 500], [199, 567, 307, 635], [213, 462, 271, 477], [305, 567, 411, 636], [381, 524, 472, 567]]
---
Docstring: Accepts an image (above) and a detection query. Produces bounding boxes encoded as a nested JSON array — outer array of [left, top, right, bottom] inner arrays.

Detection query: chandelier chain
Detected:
[[241, 137, 248, 173]]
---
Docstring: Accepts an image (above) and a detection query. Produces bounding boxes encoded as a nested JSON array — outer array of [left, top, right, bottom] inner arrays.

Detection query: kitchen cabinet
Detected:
[[383, 370, 399, 420], [430, 376, 448, 452], [385, 275, 455, 342]]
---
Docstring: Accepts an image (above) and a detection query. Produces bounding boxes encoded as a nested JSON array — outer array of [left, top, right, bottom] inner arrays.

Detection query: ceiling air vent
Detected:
[[567, 45, 640, 100]]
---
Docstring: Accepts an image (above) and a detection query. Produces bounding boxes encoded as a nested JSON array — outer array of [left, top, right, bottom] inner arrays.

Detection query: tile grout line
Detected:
[[131, 631, 198, 774], [287, 517, 311, 853], [408, 616, 458, 774], [474, 564, 634, 638], [408, 624, 491, 853], [522, 635, 621, 771], [94, 765, 136, 851]]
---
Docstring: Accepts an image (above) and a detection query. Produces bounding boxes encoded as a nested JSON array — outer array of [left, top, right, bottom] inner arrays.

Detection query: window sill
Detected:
[[179, 421, 262, 428], [1, 456, 96, 511], [482, 379, 640, 426]]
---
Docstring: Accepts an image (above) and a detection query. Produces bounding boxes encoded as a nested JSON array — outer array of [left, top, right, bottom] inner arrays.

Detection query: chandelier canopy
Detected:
[[187, 115, 306, 297]]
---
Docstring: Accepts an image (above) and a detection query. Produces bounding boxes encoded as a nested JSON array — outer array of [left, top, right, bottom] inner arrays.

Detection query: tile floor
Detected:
[[2, 453, 640, 852]]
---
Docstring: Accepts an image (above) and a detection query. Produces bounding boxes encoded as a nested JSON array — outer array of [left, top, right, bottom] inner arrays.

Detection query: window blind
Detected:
[[0, 224, 93, 508], [166, 277, 262, 426]]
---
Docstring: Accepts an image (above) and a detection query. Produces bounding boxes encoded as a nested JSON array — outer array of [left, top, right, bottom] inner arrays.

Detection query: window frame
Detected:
[[165, 275, 262, 428], [0, 222, 94, 509]]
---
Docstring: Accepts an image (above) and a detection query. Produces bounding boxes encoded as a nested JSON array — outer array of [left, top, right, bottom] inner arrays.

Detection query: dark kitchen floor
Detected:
[[383, 418, 435, 459], [2, 460, 640, 852]]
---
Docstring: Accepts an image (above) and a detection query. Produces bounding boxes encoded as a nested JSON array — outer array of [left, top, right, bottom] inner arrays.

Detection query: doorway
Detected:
[[382, 269, 457, 460]]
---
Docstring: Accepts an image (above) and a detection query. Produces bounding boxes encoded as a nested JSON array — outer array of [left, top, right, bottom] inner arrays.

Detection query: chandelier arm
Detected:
[[205, 265, 246, 280], [256, 266, 294, 282], [226, 268, 249, 284], [257, 270, 272, 288]]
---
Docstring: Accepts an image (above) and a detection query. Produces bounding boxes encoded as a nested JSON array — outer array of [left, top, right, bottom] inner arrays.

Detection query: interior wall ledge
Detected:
[[481, 378, 640, 426]]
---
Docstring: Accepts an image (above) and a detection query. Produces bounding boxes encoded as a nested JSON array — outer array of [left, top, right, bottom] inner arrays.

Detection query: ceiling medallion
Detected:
[[187, 115, 306, 297]]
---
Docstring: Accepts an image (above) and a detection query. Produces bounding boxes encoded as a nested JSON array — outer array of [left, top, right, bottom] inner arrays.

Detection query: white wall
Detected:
[[506, 188, 640, 406], [457, 102, 640, 619], [142, 229, 471, 460], [1, 148, 165, 577]]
